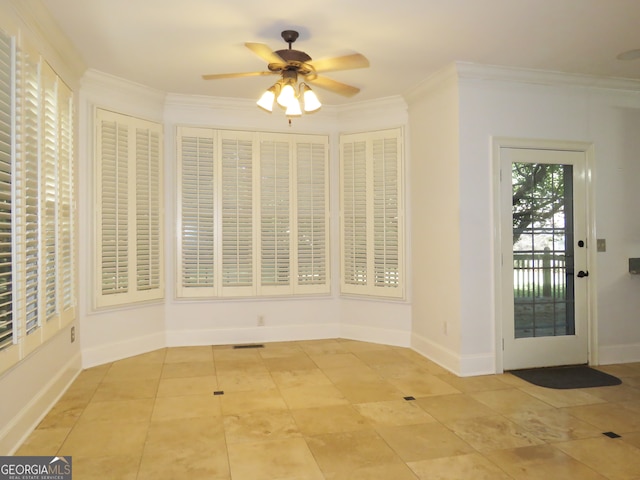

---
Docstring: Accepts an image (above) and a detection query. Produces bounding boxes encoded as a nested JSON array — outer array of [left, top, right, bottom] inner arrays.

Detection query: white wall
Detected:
[[458, 65, 640, 367], [587, 98, 640, 362], [406, 65, 463, 373], [0, 0, 85, 455], [406, 62, 640, 375]]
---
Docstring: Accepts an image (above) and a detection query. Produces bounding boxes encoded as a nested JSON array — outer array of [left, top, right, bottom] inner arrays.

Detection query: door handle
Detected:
[[577, 270, 589, 278]]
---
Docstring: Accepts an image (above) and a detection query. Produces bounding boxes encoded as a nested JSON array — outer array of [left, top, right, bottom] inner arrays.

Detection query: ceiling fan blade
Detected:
[[308, 53, 369, 73], [202, 71, 275, 80], [245, 42, 285, 64], [306, 75, 360, 97]]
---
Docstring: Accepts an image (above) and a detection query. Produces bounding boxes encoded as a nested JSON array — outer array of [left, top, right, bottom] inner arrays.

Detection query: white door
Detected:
[[501, 146, 590, 370]]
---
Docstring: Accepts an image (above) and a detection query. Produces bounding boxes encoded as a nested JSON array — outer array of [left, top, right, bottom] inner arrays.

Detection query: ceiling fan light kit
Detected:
[[202, 29, 369, 119]]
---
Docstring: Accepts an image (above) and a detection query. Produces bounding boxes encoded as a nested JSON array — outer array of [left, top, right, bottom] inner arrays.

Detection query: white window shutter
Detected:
[[220, 132, 254, 296], [40, 62, 58, 330], [20, 45, 41, 342], [373, 136, 400, 289], [295, 138, 329, 293], [175, 128, 329, 299], [0, 30, 77, 374], [98, 116, 129, 298], [0, 30, 14, 353], [135, 126, 161, 292], [96, 109, 163, 308], [340, 129, 404, 298], [177, 128, 215, 297], [341, 138, 368, 289], [259, 136, 291, 293], [57, 80, 74, 322]]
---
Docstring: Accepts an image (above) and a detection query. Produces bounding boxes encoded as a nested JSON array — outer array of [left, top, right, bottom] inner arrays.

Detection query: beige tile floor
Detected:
[[15, 339, 640, 479]]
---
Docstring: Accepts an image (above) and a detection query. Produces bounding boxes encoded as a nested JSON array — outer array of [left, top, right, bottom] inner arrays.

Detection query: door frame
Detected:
[[492, 137, 598, 373]]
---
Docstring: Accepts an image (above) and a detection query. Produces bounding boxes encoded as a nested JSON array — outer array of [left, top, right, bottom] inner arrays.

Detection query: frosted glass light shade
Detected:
[[277, 83, 296, 107], [285, 98, 302, 116], [257, 88, 276, 111], [302, 85, 321, 112]]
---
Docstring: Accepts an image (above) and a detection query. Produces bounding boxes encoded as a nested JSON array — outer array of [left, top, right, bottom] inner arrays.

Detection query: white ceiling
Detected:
[[40, 0, 640, 105]]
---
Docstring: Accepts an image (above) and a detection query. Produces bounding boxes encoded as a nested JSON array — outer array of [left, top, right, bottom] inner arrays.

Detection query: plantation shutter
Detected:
[[295, 138, 329, 293], [175, 128, 329, 299], [0, 30, 13, 351], [259, 136, 291, 293], [41, 62, 58, 327], [178, 128, 215, 297], [0, 31, 77, 374], [373, 136, 400, 289], [220, 131, 254, 296], [21, 46, 40, 339], [96, 109, 163, 308], [98, 115, 129, 298], [341, 138, 368, 289], [57, 80, 74, 318], [135, 126, 161, 292], [340, 128, 404, 298]]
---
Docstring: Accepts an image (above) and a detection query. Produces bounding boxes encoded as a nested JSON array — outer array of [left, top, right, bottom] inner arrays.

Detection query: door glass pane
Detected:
[[512, 163, 575, 338]]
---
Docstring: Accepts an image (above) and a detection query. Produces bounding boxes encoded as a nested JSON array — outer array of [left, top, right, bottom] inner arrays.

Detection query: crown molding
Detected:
[[404, 61, 640, 105], [80, 69, 166, 121], [403, 63, 460, 104], [457, 61, 640, 92]]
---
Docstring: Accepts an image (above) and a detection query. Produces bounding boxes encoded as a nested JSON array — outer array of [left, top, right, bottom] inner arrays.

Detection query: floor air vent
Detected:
[[233, 344, 265, 349]]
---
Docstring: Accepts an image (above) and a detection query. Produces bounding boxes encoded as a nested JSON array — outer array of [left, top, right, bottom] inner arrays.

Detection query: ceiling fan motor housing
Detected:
[[275, 49, 312, 63], [281, 30, 299, 44]]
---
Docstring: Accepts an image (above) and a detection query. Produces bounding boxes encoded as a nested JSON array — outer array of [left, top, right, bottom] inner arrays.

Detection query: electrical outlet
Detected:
[[443, 321, 448, 336], [70, 326, 76, 343], [257, 315, 265, 327]]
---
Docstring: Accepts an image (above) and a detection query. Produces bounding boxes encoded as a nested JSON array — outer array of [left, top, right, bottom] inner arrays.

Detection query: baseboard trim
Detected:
[[165, 323, 341, 348], [411, 333, 460, 375], [598, 342, 640, 365], [340, 323, 411, 348], [409, 332, 496, 377], [0, 351, 82, 455], [81, 332, 166, 369], [459, 352, 496, 377]]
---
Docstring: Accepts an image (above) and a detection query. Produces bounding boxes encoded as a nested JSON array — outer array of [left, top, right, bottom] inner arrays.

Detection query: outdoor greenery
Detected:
[[512, 163, 567, 245]]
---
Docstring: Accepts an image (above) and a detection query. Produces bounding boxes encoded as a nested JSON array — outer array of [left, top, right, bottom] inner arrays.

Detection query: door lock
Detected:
[[577, 270, 589, 278]]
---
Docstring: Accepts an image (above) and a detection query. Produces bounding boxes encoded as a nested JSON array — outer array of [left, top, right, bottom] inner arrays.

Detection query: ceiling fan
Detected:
[[202, 30, 369, 102]]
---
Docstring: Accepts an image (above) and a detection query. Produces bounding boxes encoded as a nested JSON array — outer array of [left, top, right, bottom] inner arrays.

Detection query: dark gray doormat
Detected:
[[510, 365, 622, 389]]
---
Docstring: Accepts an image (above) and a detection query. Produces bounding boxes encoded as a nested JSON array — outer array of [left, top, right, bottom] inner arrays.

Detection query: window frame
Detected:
[[0, 28, 76, 375], [94, 108, 164, 309], [176, 126, 330, 299], [339, 127, 405, 299]]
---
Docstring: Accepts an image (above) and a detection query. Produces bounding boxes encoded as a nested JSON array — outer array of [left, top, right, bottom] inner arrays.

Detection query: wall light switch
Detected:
[[597, 238, 606, 252]]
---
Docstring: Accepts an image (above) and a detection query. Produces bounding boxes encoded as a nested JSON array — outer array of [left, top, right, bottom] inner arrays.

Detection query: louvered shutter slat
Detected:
[[0, 31, 12, 349], [136, 128, 161, 291], [221, 137, 253, 288], [22, 47, 41, 335], [180, 134, 215, 288], [100, 119, 129, 295], [342, 140, 368, 286], [373, 137, 400, 288], [296, 141, 327, 287], [41, 64, 58, 320], [260, 139, 290, 287]]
